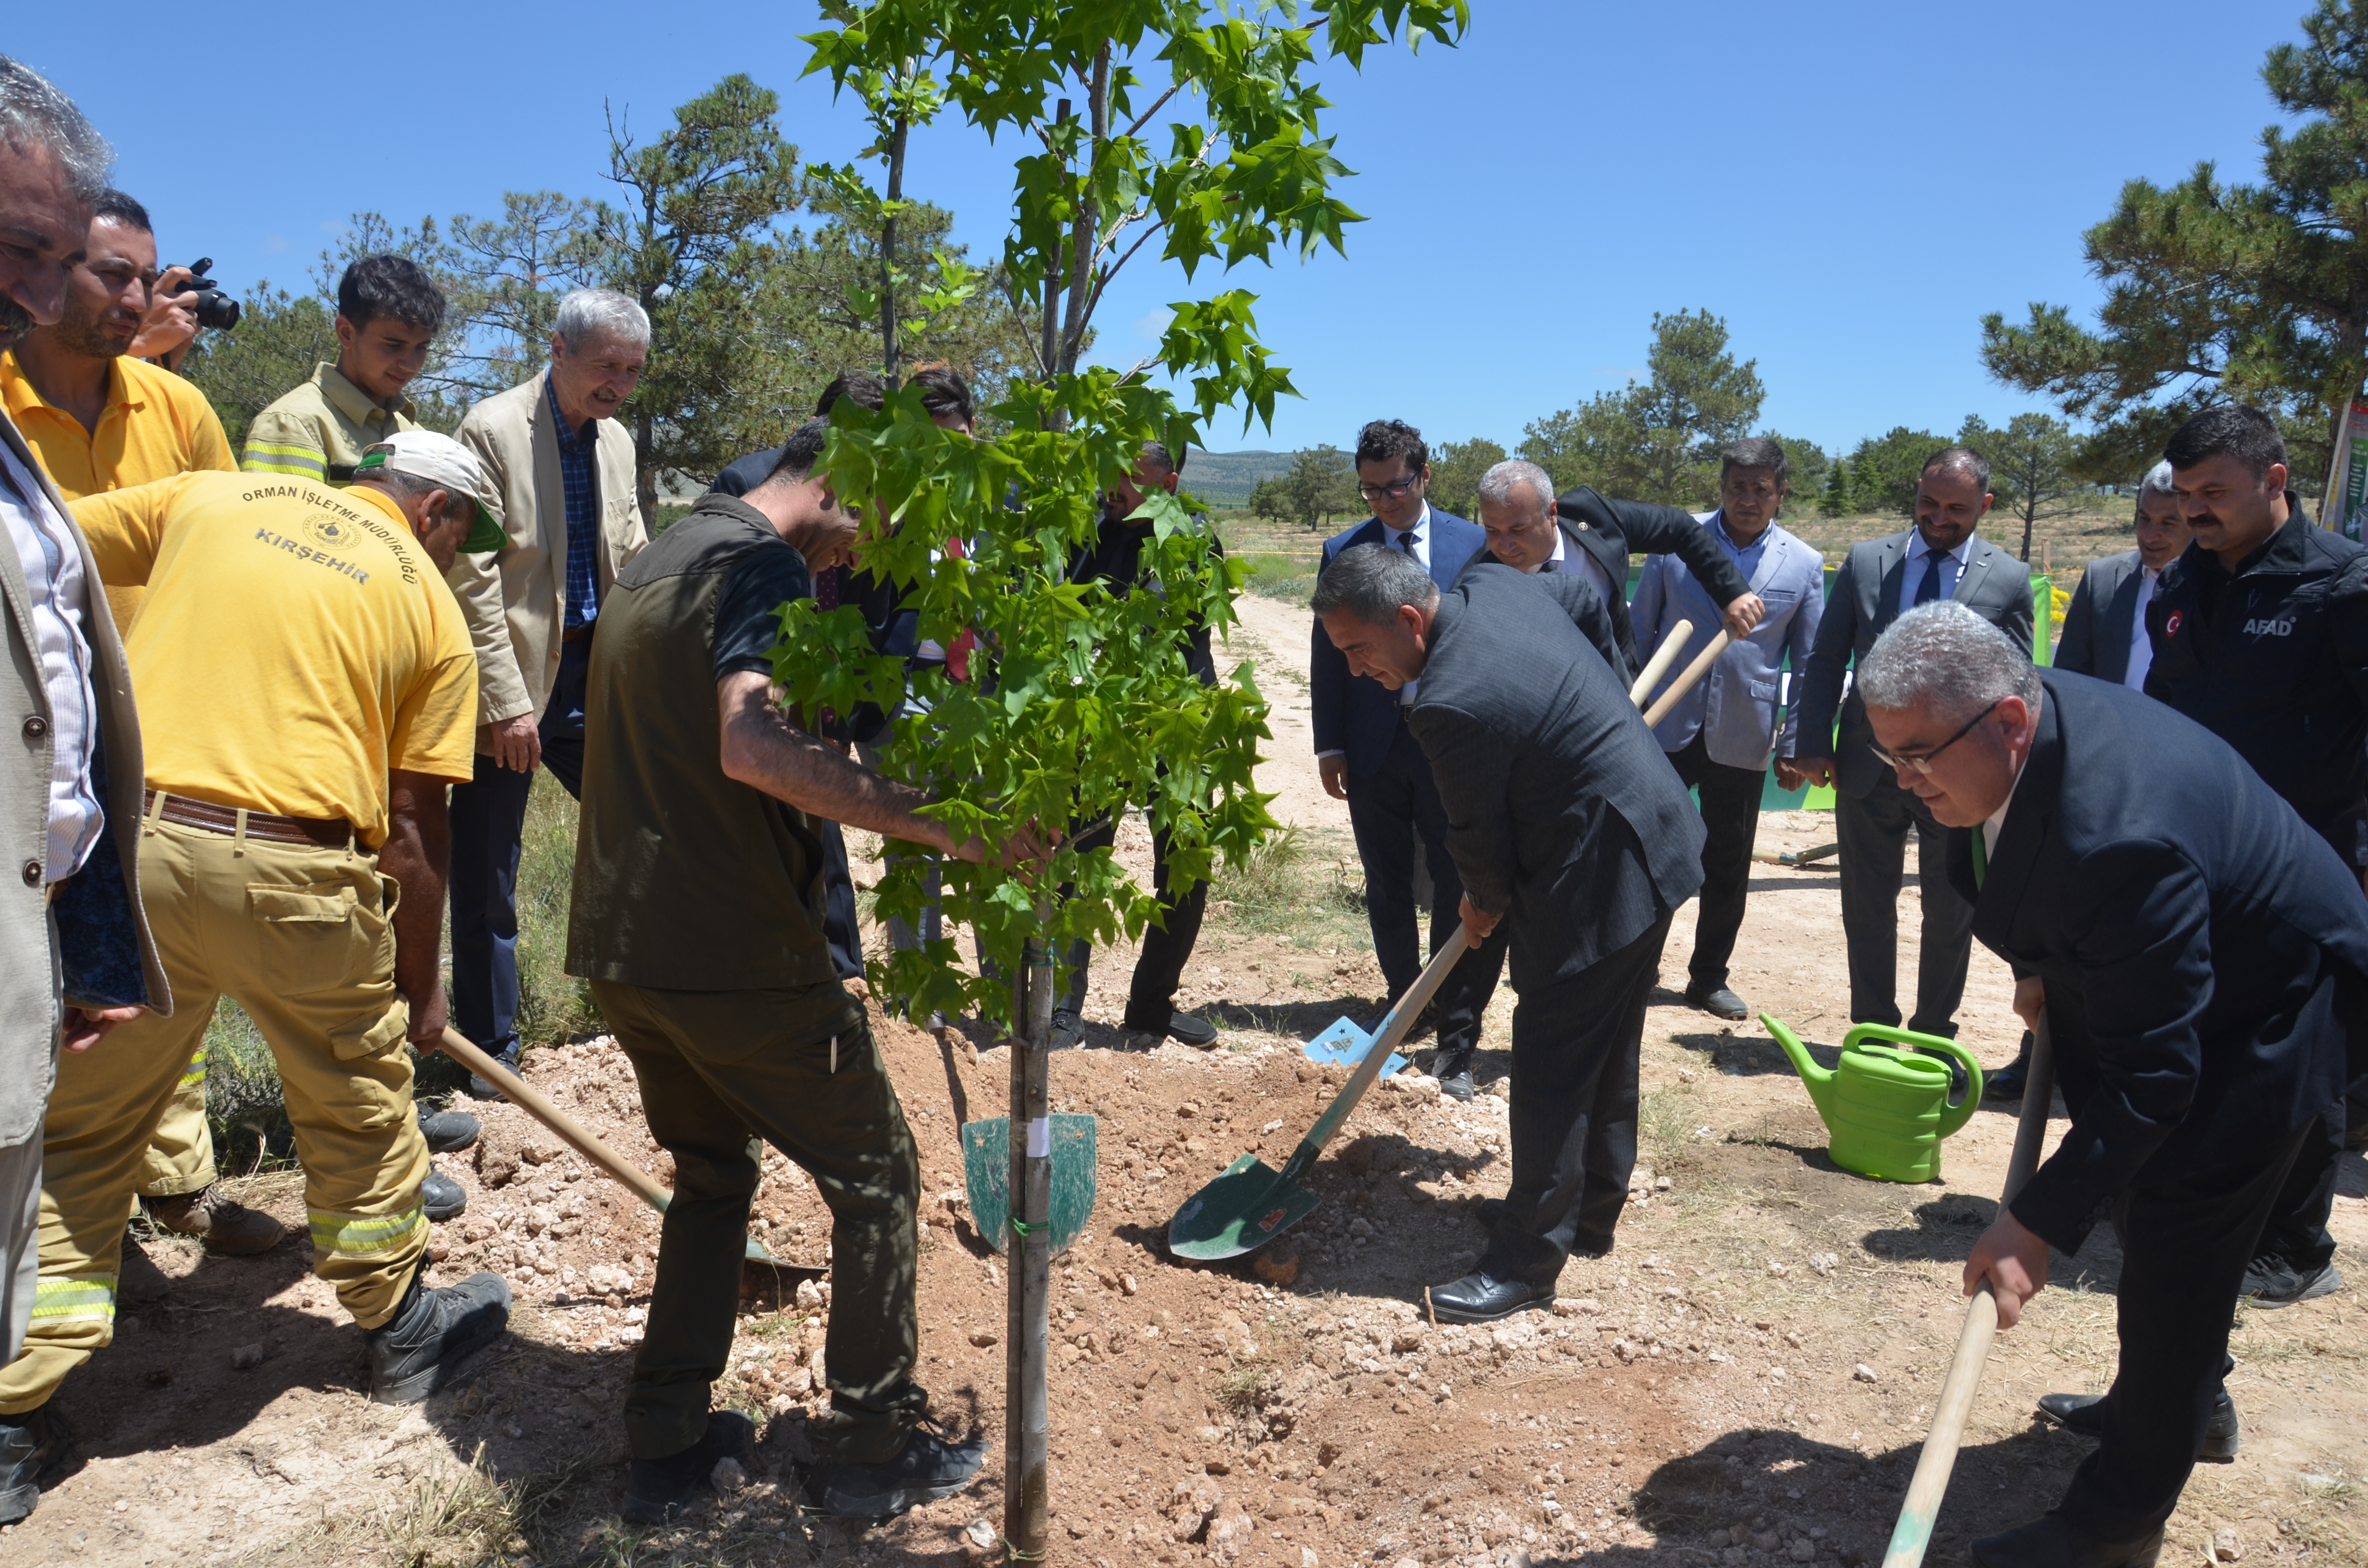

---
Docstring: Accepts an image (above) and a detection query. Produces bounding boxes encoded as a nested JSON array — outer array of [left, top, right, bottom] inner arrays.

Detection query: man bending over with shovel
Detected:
[[1311, 544, 1703, 1323], [567, 418, 1051, 1524], [1854, 601, 2368, 1568]]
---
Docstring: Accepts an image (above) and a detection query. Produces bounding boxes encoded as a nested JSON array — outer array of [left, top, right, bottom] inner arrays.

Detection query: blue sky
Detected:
[[10, 1, 2309, 462]]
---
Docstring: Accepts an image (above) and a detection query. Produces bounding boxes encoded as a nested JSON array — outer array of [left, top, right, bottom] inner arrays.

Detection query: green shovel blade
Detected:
[[961, 1115, 1097, 1255], [1166, 1151, 1323, 1261]]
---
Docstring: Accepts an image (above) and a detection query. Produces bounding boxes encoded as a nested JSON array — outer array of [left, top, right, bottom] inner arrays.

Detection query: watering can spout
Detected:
[[1762, 1011, 1839, 1117]]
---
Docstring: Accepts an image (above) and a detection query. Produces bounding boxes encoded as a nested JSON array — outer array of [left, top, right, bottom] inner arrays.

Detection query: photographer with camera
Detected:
[[123, 255, 236, 374]]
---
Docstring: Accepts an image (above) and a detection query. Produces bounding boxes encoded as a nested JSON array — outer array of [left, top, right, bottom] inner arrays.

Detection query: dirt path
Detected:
[[3, 595, 2358, 1568]]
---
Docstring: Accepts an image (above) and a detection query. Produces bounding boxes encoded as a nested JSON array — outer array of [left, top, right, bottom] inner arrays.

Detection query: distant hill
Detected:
[[1179, 448, 1295, 507]]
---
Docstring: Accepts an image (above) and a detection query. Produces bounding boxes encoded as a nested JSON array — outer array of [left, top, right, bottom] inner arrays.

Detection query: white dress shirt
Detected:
[[2126, 566, 2160, 691], [1539, 525, 1622, 611], [1384, 503, 1431, 707], [1899, 535, 1973, 617], [0, 437, 103, 883]]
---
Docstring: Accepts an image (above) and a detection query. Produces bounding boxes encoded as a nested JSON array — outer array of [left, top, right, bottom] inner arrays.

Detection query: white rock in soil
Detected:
[[2213, 1527, 2244, 1562], [1853, 1363, 1878, 1382], [964, 1518, 998, 1552]]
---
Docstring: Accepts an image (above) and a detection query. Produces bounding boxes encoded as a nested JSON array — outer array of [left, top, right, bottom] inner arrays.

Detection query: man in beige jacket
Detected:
[[447, 288, 649, 1090], [0, 56, 168, 1520]]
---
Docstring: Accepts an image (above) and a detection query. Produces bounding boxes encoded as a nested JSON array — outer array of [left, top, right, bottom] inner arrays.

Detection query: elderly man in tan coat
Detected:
[[0, 56, 167, 1521], [446, 287, 649, 1091]]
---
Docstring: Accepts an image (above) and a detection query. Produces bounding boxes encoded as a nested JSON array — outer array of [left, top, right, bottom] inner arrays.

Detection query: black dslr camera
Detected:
[[173, 258, 241, 331]]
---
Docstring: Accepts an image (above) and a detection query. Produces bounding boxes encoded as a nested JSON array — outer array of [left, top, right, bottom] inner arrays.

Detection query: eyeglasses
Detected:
[[1357, 477, 1420, 502], [1868, 698, 2002, 775]]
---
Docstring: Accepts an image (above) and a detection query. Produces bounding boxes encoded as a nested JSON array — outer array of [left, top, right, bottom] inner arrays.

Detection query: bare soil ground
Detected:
[[1, 594, 2358, 1568]]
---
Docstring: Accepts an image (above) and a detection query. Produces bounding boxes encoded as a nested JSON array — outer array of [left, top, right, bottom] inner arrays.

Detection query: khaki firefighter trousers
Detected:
[[0, 814, 429, 1414]]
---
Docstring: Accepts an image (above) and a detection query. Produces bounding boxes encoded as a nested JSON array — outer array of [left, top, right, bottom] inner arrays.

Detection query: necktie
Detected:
[[1971, 826, 1988, 890], [1396, 528, 1417, 556], [1914, 549, 1946, 606]]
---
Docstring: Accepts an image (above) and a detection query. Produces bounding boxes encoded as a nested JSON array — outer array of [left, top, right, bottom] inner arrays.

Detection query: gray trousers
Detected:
[[0, 1134, 38, 1365], [1835, 771, 1974, 1039]]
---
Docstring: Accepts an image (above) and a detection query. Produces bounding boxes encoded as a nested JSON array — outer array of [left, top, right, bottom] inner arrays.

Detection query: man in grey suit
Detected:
[[2054, 462, 2193, 689], [1313, 545, 1704, 1323], [0, 57, 167, 1518], [1632, 438, 1826, 1020], [1788, 446, 2034, 1041]]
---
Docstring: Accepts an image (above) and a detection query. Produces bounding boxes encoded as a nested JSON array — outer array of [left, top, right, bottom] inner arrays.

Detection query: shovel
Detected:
[[438, 1027, 782, 1266], [1169, 923, 1472, 1261]]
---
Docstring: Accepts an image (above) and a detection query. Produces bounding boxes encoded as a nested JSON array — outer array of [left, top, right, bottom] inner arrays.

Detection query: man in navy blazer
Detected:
[[1311, 420, 1500, 1096], [1789, 446, 2035, 1043], [2053, 463, 2192, 690], [1856, 602, 2365, 1568], [1631, 439, 1825, 1020]]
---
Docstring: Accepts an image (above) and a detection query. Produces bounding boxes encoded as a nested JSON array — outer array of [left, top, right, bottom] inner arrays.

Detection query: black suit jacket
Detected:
[[1795, 530, 2036, 797], [2052, 549, 2143, 685], [1459, 487, 1753, 681], [1409, 564, 1705, 988], [1950, 670, 2368, 1250]]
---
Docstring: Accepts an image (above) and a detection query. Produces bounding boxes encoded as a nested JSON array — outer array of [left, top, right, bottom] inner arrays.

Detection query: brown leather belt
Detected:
[[562, 625, 596, 643], [144, 790, 355, 850]]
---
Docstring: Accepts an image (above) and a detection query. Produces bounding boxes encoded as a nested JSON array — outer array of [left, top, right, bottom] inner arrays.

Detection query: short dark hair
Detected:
[[2165, 404, 2287, 480], [1922, 443, 1991, 496], [815, 370, 886, 418], [1309, 541, 1439, 625], [1139, 441, 1176, 476], [1355, 418, 1428, 476], [91, 188, 149, 233], [763, 417, 833, 485], [336, 255, 445, 334], [908, 363, 974, 426], [1719, 436, 1787, 488]]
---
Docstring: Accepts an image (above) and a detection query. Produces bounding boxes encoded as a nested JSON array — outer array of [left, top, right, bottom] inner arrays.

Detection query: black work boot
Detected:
[[463, 1039, 522, 1100], [365, 1264, 511, 1405], [813, 1416, 989, 1520], [622, 1410, 755, 1526], [0, 1405, 74, 1525], [422, 1166, 468, 1222]]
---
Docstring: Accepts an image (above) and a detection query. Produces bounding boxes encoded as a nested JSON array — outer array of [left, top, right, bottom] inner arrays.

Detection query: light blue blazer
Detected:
[[1630, 514, 1825, 770]]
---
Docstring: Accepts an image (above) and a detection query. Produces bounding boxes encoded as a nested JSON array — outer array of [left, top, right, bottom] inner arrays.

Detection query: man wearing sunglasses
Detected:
[[1856, 600, 2366, 1568], [1311, 419, 1500, 1098], [1788, 446, 2035, 1048]]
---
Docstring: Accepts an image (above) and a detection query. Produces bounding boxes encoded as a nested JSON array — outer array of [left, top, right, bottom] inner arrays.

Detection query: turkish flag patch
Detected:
[[2165, 610, 2183, 637]]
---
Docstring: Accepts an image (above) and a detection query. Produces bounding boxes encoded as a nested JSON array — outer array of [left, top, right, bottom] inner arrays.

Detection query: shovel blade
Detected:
[[1301, 1015, 1407, 1077], [1166, 1152, 1322, 1261], [961, 1115, 1098, 1256]]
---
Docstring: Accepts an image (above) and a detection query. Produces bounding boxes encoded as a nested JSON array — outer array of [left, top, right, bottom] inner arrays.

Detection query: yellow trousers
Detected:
[[0, 815, 429, 1415], [136, 1066, 215, 1200]]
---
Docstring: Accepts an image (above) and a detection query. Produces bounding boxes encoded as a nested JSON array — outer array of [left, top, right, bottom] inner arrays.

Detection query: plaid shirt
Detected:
[[547, 373, 601, 631]]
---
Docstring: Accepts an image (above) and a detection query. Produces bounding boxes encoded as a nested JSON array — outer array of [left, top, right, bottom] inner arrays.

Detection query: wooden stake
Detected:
[[1004, 925, 1056, 1558], [1880, 1018, 2057, 1568]]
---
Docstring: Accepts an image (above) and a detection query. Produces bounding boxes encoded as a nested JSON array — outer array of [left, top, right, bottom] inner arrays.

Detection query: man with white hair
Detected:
[[447, 288, 651, 1092], [0, 56, 165, 1445], [1856, 601, 2367, 1568]]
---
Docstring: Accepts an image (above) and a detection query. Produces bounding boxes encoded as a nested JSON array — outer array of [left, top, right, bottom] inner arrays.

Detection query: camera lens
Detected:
[[192, 290, 240, 331]]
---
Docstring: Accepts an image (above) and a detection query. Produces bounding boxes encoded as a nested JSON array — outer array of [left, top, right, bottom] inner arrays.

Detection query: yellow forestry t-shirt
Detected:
[[69, 471, 478, 847]]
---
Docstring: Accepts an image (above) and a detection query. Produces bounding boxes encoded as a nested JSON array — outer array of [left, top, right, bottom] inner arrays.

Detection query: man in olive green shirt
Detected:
[[241, 255, 440, 482], [569, 418, 1047, 1525]]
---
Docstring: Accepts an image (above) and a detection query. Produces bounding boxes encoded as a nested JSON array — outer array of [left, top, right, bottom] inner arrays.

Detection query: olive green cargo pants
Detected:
[[591, 980, 925, 1464]]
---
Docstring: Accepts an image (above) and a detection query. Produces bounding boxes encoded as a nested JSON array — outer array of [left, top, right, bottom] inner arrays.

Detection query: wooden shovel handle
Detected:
[[1640, 629, 1734, 729], [1628, 619, 1694, 706], [1880, 1016, 2058, 1568], [438, 1027, 670, 1212]]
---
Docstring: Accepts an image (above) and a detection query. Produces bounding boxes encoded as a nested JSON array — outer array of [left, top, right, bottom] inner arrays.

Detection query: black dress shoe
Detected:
[[1972, 1513, 2162, 1568], [1047, 1008, 1086, 1051], [463, 1039, 522, 1100], [1426, 1269, 1554, 1324], [1987, 1033, 2035, 1101], [1430, 1045, 1475, 1102], [1683, 980, 1750, 1020], [2037, 1389, 2238, 1461], [1125, 1006, 1219, 1049]]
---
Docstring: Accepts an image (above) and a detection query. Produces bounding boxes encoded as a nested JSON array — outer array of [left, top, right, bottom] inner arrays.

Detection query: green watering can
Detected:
[[1762, 1013, 1984, 1183]]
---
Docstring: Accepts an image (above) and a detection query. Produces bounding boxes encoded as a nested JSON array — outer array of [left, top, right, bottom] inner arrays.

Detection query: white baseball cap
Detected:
[[357, 430, 507, 552]]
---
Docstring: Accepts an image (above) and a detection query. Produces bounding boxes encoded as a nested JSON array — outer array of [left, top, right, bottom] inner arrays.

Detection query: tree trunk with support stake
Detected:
[[1003, 926, 1054, 1556]]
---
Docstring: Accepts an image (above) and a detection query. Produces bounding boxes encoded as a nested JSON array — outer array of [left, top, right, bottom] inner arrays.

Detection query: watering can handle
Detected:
[[1841, 1023, 1986, 1134]]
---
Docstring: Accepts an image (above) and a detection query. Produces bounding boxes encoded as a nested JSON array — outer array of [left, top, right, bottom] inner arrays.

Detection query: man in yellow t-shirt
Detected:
[[0, 432, 514, 1430], [0, 190, 263, 1264]]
